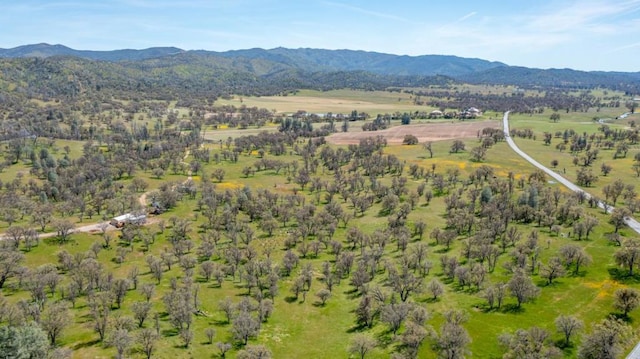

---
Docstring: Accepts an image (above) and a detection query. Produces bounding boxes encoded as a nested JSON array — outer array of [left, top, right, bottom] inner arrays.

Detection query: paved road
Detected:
[[629, 343, 640, 359], [502, 111, 640, 359], [502, 111, 640, 235]]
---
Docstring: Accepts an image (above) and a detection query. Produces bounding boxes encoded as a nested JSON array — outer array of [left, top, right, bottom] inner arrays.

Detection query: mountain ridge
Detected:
[[0, 43, 638, 93], [0, 43, 506, 77], [0, 43, 184, 62]]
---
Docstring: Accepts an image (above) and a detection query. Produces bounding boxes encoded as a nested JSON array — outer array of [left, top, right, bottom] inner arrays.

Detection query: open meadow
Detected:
[[214, 89, 428, 115]]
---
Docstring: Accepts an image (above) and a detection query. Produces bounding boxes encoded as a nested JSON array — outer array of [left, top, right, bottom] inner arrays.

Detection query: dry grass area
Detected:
[[215, 90, 426, 114], [326, 120, 500, 145]]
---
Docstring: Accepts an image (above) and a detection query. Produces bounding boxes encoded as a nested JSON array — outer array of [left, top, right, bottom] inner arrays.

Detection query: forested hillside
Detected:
[[2, 44, 640, 93]]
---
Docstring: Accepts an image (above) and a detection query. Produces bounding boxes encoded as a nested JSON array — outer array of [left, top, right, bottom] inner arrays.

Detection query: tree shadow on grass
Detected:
[[233, 341, 248, 350], [234, 291, 252, 298], [500, 303, 524, 314], [73, 338, 101, 350], [162, 328, 179, 337], [440, 277, 454, 285], [536, 279, 553, 287], [375, 330, 394, 348], [210, 318, 228, 326], [608, 268, 640, 284], [608, 312, 634, 323], [346, 324, 370, 333], [345, 288, 362, 300], [476, 303, 499, 313], [568, 270, 588, 278], [42, 237, 62, 246], [76, 311, 95, 323], [555, 339, 577, 356], [421, 297, 440, 304], [284, 295, 298, 303]]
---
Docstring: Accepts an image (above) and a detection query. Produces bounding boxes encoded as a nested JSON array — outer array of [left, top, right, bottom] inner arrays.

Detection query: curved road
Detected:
[[502, 111, 640, 358], [502, 111, 640, 235]]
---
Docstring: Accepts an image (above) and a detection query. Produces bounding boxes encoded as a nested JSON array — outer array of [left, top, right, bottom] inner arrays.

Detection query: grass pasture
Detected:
[[214, 89, 432, 115], [508, 110, 640, 205], [4, 136, 640, 358]]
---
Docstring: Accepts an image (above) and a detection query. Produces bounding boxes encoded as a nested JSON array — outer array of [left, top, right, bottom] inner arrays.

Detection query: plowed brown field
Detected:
[[326, 120, 500, 145]]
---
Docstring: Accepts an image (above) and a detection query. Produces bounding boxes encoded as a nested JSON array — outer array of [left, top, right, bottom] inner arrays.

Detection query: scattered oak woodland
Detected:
[[0, 51, 639, 359]]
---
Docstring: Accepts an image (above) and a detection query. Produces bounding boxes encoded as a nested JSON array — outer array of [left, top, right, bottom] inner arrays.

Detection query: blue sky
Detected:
[[2, 0, 640, 72]]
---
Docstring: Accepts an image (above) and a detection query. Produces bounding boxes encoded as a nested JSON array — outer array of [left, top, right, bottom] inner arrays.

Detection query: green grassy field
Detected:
[[3, 138, 637, 358], [508, 110, 640, 205]]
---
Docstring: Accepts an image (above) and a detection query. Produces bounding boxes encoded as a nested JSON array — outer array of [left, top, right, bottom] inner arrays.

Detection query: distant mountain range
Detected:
[[0, 43, 505, 77], [0, 43, 184, 62], [0, 43, 639, 92]]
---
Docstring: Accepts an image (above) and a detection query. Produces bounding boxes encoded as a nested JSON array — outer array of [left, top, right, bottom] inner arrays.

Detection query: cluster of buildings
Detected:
[[428, 107, 482, 119]]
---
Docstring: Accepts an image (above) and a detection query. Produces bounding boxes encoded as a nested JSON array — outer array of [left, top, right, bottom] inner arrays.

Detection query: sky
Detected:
[[2, 0, 640, 72]]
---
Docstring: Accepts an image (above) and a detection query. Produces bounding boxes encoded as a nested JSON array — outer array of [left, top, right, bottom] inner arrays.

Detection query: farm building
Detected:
[[428, 110, 443, 118], [109, 213, 147, 228]]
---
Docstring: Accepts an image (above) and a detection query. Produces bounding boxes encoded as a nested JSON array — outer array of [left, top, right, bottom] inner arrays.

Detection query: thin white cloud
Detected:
[[3, 1, 108, 12], [609, 41, 640, 53], [454, 12, 476, 24], [425, 0, 640, 59], [321, 1, 409, 22], [113, 0, 241, 10], [528, 0, 640, 33], [434, 11, 477, 33]]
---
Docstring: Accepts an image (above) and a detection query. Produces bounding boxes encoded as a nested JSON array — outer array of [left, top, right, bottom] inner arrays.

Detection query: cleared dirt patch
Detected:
[[326, 120, 500, 145]]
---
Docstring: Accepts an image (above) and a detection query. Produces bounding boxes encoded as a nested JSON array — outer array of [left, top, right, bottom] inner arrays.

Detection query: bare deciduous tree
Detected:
[[237, 344, 272, 359], [555, 314, 583, 347], [138, 328, 159, 359], [53, 219, 75, 243], [578, 317, 632, 359], [108, 328, 132, 359], [508, 270, 540, 308], [217, 342, 232, 358], [40, 300, 71, 345], [232, 311, 260, 345], [315, 288, 331, 305], [614, 288, 640, 317], [132, 301, 152, 327], [499, 326, 561, 359], [349, 333, 376, 359], [204, 327, 216, 344]]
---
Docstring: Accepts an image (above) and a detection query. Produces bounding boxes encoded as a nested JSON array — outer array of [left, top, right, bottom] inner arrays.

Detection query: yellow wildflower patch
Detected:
[[584, 279, 625, 299], [215, 181, 243, 190], [426, 159, 464, 168]]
